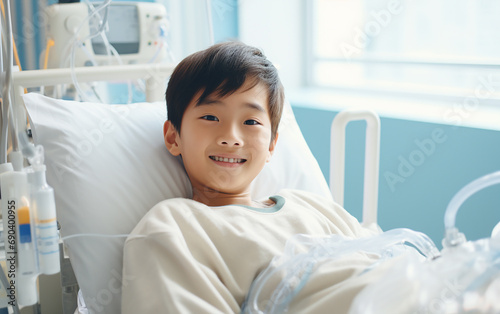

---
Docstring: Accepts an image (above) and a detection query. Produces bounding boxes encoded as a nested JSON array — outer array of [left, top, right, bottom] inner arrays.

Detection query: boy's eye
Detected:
[[244, 119, 260, 125], [201, 115, 219, 121]]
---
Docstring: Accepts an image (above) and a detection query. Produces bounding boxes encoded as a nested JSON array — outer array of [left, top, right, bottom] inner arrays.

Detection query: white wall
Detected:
[[238, 0, 306, 91]]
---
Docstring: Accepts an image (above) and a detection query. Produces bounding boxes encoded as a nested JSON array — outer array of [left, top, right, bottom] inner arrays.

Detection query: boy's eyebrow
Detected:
[[196, 99, 266, 113]]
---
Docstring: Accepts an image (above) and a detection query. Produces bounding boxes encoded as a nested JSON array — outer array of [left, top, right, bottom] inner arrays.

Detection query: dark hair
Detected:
[[165, 41, 284, 141]]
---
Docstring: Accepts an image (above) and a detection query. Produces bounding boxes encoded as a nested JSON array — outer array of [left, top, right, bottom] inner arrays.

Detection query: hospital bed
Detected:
[[12, 64, 499, 313], [12, 64, 177, 313], [11, 63, 381, 313]]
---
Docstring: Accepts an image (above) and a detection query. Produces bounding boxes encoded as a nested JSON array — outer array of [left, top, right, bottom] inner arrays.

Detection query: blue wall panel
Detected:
[[292, 104, 500, 248]]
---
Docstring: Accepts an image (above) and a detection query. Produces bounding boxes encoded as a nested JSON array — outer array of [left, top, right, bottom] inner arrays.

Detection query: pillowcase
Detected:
[[23, 92, 331, 313]]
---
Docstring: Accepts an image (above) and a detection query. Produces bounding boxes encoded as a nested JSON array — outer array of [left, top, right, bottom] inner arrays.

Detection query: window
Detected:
[[308, 0, 500, 101]]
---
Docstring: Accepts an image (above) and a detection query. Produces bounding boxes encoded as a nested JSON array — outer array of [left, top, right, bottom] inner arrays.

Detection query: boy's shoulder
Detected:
[[277, 189, 378, 237], [276, 188, 336, 208]]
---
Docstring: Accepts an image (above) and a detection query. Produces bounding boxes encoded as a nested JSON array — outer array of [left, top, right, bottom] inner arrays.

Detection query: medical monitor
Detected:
[[44, 2, 168, 68], [91, 4, 140, 55]]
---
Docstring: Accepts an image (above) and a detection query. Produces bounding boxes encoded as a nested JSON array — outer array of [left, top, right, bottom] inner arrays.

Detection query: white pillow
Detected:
[[252, 99, 332, 199], [23, 92, 330, 314]]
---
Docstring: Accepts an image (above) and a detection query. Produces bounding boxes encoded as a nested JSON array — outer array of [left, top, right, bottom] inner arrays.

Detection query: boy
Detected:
[[121, 41, 375, 313]]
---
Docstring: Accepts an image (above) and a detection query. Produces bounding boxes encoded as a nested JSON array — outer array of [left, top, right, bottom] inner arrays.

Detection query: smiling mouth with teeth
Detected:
[[209, 156, 246, 163]]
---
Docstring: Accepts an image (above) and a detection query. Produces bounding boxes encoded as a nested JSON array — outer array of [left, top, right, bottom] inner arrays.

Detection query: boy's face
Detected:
[[164, 80, 277, 204]]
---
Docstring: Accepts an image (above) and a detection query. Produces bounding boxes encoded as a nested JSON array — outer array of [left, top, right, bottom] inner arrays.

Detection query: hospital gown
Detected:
[[121, 189, 377, 313]]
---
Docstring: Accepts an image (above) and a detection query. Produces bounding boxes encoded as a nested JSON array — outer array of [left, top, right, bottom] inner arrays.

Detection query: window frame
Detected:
[[305, 0, 500, 105]]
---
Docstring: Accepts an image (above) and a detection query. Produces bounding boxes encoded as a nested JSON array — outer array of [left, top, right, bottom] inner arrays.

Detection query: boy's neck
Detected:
[[192, 188, 253, 207], [192, 188, 274, 208]]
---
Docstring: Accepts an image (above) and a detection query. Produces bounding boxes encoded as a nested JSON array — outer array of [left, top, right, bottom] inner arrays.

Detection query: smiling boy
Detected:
[[164, 75, 278, 207], [162, 41, 283, 208], [121, 42, 375, 313]]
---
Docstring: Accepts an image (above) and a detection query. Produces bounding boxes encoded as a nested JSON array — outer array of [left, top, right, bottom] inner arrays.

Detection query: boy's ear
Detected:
[[266, 132, 279, 162], [163, 120, 181, 156]]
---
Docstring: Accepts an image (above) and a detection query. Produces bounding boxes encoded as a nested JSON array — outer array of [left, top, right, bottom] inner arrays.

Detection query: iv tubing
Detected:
[[0, 0, 21, 72], [97, 29, 133, 104], [1, 0, 13, 164], [0, 0, 34, 165], [69, 0, 112, 102], [58, 0, 110, 69], [69, 0, 133, 103], [444, 170, 500, 231], [245, 228, 439, 313], [62, 233, 130, 241]]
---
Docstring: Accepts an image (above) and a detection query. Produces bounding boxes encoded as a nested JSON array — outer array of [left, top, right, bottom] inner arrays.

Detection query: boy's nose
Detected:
[[218, 125, 242, 146], [220, 139, 240, 146]]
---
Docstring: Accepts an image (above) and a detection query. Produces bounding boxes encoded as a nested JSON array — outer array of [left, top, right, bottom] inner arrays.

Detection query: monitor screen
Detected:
[[91, 5, 140, 55]]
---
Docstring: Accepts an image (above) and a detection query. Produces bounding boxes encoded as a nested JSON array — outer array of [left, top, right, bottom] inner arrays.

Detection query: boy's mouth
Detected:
[[209, 156, 246, 163]]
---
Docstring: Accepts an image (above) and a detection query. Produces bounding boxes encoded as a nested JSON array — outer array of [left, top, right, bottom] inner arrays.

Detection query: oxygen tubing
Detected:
[[443, 171, 500, 247]]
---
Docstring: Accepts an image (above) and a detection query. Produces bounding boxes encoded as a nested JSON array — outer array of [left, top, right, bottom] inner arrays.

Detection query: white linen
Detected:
[[23, 92, 331, 314], [121, 189, 374, 313]]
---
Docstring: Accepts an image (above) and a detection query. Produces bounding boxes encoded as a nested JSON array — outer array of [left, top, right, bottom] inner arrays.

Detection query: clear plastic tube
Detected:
[[62, 233, 130, 241], [443, 171, 500, 247], [1, 0, 13, 164], [354, 234, 500, 314], [67, 0, 135, 103], [0, 0, 36, 164], [69, 0, 112, 102], [243, 228, 439, 314]]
